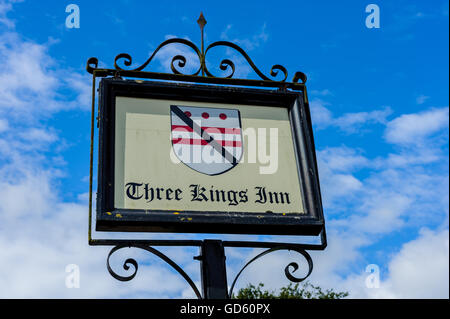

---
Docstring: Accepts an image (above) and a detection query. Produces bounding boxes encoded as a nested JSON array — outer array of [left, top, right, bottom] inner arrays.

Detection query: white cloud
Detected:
[[318, 167, 363, 209], [0, 31, 91, 119], [416, 94, 429, 105], [0, 33, 55, 110], [318, 147, 370, 172], [316, 147, 370, 210], [309, 98, 333, 128], [0, 0, 23, 29], [381, 228, 449, 298], [220, 24, 232, 41], [384, 107, 449, 146], [336, 108, 392, 133], [19, 127, 58, 143], [361, 228, 449, 299], [351, 193, 410, 234], [310, 98, 392, 133], [220, 23, 269, 51], [310, 89, 333, 97], [64, 72, 92, 111], [385, 149, 442, 167], [331, 162, 448, 236]]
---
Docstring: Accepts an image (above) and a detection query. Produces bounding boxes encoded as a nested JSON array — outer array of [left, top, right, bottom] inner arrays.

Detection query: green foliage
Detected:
[[233, 282, 349, 299]]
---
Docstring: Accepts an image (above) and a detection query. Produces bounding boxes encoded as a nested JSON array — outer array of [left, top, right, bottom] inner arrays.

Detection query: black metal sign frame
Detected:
[[96, 78, 324, 236], [86, 13, 327, 299]]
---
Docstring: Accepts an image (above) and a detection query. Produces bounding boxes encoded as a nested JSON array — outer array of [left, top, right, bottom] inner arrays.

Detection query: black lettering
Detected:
[[255, 187, 267, 204], [190, 184, 208, 202], [268, 191, 291, 204], [125, 182, 143, 200], [216, 189, 226, 202], [166, 188, 173, 200], [156, 188, 164, 200], [269, 191, 279, 204], [227, 190, 238, 206], [239, 189, 248, 203], [144, 183, 154, 202], [280, 192, 290, 204], [175, 188, 182, 200]]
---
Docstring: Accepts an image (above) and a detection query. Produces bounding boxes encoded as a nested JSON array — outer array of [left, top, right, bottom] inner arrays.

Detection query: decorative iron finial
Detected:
[[197, 12, 207, 75], [197, 12, 207, 30]]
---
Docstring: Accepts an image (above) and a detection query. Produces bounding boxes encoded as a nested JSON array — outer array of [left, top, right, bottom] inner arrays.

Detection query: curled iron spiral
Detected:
[[106, 244, 202, 299], [228, 247, 313, 298], [86, 57, 99, 74], [203, 40, 289, 81], [114, 38, 203, 76]]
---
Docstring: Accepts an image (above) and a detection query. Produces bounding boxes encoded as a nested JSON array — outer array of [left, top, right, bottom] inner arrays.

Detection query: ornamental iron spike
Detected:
[[197, 12, 207, 30]]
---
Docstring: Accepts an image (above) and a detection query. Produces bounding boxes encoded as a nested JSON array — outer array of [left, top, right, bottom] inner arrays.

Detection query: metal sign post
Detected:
[[87, 13, 326, 299], [196, 240, 229, 299]]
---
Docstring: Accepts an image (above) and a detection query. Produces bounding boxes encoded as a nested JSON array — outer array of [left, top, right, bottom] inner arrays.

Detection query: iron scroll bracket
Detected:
[[91, 229, 327, 299]]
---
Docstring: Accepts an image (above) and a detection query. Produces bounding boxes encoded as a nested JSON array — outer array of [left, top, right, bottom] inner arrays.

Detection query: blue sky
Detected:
[[0, 0, 448, 298]]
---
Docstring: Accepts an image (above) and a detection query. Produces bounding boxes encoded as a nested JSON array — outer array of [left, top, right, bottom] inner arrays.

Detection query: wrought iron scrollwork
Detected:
[[203, 40, 289, 81], [86, 13, 307, 88], [105, 243, 314, 299], [228, 247, 313, 298], [106, 244, 202, 299], [110, 39, 302, 83], [114, 38, 203, 76]]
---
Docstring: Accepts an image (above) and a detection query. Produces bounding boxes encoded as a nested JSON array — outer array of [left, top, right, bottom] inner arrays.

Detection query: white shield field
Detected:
[[170, 105, 243, 175]]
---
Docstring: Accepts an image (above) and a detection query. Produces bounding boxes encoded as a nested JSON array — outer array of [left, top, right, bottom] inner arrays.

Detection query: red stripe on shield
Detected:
[[172, 125, 241, 135], [172, 138, 242, 147]]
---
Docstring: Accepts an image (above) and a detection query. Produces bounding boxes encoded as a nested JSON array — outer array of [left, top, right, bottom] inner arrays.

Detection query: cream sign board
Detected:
[[96, 79, 324, 235], [115, 97, 304, 214]]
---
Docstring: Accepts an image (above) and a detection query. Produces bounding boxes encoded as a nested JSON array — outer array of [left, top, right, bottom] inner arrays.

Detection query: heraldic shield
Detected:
[[170, 105, 243, 175]]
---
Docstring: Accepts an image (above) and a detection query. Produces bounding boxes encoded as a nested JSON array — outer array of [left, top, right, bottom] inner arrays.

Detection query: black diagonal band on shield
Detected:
[[170, 105, 238, 165]]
